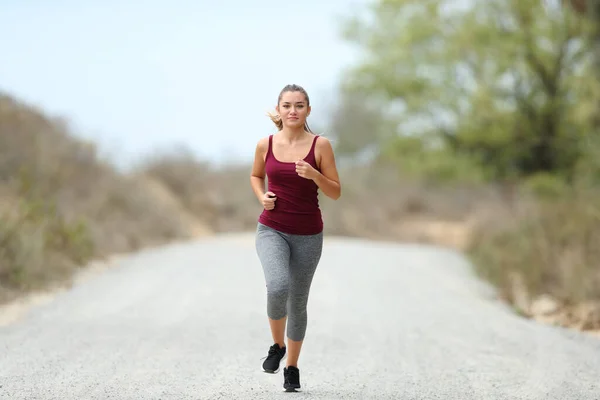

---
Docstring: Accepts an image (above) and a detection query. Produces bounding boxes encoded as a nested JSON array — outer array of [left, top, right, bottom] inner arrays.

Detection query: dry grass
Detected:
[[468, 185, 600, 330], [137, 154, 262, 232], [0, 93, 205, 303], [0, 197, 93, 302], [320, 163, 508, 249]]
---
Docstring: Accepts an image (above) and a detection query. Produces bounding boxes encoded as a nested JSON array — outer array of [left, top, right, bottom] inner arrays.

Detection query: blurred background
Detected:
[[1, 0, 599, 334]]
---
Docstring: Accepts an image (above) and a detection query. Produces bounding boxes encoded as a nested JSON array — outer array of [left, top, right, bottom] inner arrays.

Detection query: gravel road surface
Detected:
[[1, 233, 599, 399]]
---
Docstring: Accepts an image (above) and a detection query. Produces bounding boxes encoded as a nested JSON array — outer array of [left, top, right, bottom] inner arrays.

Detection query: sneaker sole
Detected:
[[262, 353, 287, 374], [283, 386, 301, 392]]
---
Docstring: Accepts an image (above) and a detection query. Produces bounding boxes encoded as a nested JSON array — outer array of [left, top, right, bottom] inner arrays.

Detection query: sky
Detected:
[[0, 0, 373, 168]]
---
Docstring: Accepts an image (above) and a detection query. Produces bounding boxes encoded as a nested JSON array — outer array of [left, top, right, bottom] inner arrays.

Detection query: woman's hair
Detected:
[[267, 84, 313, 133]]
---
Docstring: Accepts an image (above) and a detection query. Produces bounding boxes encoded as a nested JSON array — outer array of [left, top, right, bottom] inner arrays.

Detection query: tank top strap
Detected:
[[306, 135, 319, 163], [310, 134, 319, 154], [312, 134, 319, 148], [265, 134, 273, 161]]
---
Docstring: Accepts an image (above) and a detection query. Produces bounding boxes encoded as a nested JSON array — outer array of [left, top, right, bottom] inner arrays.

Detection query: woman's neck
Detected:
[[279, 127, 308, 143]]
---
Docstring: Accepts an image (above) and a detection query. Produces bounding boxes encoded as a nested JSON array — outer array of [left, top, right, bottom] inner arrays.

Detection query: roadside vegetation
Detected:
[[330, 0, 600, 332]]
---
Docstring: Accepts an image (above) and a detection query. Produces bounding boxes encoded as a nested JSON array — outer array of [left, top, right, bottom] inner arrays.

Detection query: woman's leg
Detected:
[[286, 231, 323, 367], [255, 224, 291, 371], [267, 317, 286, 349]]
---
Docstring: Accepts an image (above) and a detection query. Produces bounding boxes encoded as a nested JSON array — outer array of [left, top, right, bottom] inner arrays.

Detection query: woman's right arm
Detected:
[[250, 137, 269, 203]]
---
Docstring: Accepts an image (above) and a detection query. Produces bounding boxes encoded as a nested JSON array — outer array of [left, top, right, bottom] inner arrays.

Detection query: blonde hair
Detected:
[[267, 84, 313, 133], [267, 111, 283, 131]]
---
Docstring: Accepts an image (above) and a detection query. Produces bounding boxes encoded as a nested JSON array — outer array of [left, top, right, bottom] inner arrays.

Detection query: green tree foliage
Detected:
[[565, 0, 600, 133], [339, 0, 599, 182], [326, 90, 398, 157]]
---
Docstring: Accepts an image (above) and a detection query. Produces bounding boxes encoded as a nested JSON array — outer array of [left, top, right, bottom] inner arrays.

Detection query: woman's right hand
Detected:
[[262, 191, 277, 210]]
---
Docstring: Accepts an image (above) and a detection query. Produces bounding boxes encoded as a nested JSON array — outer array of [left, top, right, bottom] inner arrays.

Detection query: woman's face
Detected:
[[276, 91, 311, 129]]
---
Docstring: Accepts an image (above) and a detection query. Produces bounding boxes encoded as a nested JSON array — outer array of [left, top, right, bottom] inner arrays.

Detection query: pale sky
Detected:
[[0, 0, 373, 168]]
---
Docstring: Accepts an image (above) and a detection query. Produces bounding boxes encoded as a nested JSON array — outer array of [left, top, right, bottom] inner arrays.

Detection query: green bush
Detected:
[[380, 136, 489, 185], [0, 196, 95, 298], [522, 172, 569, 200]]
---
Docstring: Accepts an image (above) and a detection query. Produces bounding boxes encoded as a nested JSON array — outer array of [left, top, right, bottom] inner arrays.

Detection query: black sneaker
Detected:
[[283, 366, 301, 392], [262, 343, 286, 373]]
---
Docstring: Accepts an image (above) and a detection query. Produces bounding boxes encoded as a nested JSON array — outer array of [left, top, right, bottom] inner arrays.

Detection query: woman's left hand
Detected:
[[295, 160, 319, 180]]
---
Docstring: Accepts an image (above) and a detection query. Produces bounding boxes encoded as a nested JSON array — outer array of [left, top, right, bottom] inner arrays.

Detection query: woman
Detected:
[[250, 84, 341, 392]]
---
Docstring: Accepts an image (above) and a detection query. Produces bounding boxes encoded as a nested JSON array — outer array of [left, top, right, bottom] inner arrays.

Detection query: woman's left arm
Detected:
[[313, 138, 341, 200]]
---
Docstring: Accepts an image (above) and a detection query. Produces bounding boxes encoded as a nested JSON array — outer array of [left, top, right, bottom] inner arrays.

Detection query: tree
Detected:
[[325, 89, 398, 159], [565, 0, 600, 123], [340, 0, 599, 181], [565, 0, 600, 16]]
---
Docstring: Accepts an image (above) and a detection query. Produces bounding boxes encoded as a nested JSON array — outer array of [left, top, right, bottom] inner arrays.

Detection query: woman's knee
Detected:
[[266, 283, 289, 320], [267, 283, 289, 301], [288, 291, 310, 314], [267, 276, 289, 301]]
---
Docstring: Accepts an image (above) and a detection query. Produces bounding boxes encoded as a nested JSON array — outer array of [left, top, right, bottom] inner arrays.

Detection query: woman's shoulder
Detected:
[[313, 134, 332, 148], [255, 134, 273, 150]]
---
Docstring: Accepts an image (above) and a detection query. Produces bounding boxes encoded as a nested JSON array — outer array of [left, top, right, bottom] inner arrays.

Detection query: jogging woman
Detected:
[[250, 84, 342, 392]]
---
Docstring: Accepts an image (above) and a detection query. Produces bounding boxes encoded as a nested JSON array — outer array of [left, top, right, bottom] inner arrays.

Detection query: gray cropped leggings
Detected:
[[255, 223, 323, 342]]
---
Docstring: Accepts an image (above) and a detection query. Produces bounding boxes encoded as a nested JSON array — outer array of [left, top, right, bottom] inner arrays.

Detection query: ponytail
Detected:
[[267, 111, 283, 131]]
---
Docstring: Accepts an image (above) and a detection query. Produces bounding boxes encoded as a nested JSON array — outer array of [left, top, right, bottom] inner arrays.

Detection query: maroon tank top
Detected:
[[258, 134, 323, 235]]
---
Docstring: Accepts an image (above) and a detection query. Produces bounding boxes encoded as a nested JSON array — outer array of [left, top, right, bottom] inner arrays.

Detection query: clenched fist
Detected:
[[262, 191, 277, 210], [295, 160, 318, 180]]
